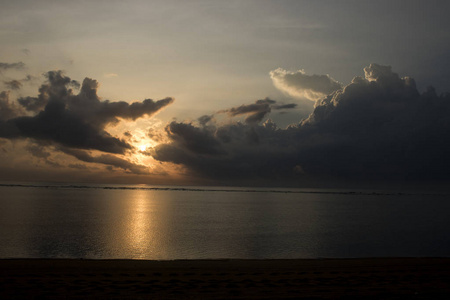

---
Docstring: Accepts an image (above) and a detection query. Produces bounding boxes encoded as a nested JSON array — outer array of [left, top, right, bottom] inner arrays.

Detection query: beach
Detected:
[[1, 258, 450, 299]]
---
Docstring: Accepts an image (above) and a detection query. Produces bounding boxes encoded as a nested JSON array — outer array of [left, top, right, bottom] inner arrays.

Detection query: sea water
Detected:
[[1, 183, 449, 259]]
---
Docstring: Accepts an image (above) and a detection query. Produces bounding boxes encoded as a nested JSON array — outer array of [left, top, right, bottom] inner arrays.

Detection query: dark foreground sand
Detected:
[[1, 258, 450, 299]]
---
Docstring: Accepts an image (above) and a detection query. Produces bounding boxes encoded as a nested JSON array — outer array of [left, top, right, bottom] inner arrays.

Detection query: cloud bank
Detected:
[[153, 63, 450, 184], [2, 63, 449, 185]]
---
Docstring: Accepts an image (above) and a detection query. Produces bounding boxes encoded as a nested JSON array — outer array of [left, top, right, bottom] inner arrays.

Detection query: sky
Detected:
[[1, 0, 450, 187]]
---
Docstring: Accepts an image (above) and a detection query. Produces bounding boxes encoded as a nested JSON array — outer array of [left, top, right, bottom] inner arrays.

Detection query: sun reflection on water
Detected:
[[126, 190, 155, 259]]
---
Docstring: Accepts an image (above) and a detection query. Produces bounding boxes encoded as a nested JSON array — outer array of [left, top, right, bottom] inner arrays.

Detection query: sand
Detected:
[[1, 258, 450, 299]]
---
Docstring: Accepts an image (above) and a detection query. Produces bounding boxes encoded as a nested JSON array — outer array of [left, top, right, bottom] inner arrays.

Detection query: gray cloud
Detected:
[[273, 103, 297, 110], [3, 80, 22, 90], [2, 75, 37, 92], [270, 68, 342, 101], [219, 98, 297, 124], [0, 91, 23, 120], [0, 62, 25, 71], [153, 64, 450, 184], [198, 115, 213, 126], [164, 121, 225, 155], [68, 163, 88, 170], [60, 147, 148, 174], [0, 70, 174, 154], [25, 143, 62, 167], [17, 95, 47, 112], [153, 120, 297, 181], [25, 144, 51, 159]]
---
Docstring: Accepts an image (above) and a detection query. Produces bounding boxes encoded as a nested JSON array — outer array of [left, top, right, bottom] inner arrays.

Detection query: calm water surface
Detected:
[[1, 184, 449, 259]]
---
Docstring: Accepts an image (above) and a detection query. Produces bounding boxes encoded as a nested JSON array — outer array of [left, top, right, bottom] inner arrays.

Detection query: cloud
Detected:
[[0, 91, 23, 120], [219, 98, 297, 124], [153, 119, 297, 181], [3, 80, 22, 90], [153, 63, 450, 184], [25, 143, 61, 167], [164, 121, 225, 155], [104, 73, 118, 78], [2, 75, 39, 93], [270, 68, 342, 101], [60, 147, 148, 174], [198, 115, 214, 126], [0, 62, 25, 71], [68, 163, 88, 170], [25, 144, 51, 159], [273, 103, 297, 109], [3, 75, 38, 91], [0, 70, 174, 155]]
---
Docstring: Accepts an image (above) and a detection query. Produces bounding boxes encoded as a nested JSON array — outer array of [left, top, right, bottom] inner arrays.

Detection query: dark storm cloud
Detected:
[[270, 68, 342, 101], [219, 98, 297, 124], [0, 70, 174, 154], [153, 120, 297, 180], [60, 147, 148, 174], [0, 62, 25, 71], [17, 96, 47, 112], [164, 121, 225, 155], [17, 71, 80, 113], [153, 64, 450, 183]]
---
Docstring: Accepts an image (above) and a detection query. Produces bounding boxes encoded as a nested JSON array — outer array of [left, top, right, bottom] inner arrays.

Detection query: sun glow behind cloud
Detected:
[[104, 117, 169, 173]]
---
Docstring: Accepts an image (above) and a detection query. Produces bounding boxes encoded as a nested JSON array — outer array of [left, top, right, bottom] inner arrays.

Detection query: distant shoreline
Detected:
[[1, 182, 448, 197], [2, 258, 450, 299]]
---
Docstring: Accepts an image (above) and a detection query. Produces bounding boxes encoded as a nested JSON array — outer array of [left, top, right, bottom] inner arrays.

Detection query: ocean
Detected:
[[1, 182, 449, 259]]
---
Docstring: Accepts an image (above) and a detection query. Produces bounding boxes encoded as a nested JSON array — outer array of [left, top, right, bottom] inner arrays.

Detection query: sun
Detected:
[[139, 145, 147, 152]]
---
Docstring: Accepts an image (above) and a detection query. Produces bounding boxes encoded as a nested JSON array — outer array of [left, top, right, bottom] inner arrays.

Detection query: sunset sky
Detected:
[[1, 0, 450, 187]]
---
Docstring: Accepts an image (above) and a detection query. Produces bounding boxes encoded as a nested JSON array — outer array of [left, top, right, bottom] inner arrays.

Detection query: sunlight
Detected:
[[126, 190, 154, 259], [132, 140, 162, 170]]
